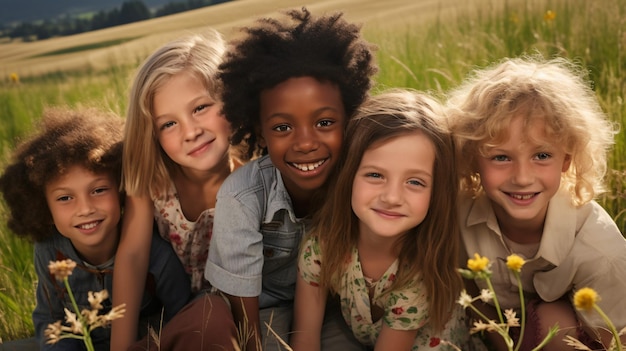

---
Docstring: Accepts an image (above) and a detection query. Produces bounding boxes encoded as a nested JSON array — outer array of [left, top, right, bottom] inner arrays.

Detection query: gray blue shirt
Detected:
[[33, 229, 191, 351], [206, 155, 306, 308]]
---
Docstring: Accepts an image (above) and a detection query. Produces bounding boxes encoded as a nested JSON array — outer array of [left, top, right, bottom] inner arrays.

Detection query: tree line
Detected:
[[2, 0, 230, 41]]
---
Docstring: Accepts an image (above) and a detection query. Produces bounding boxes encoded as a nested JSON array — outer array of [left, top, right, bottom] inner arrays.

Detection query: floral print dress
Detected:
[[154, 183, 214, 293], [299, 236, 471, 351]]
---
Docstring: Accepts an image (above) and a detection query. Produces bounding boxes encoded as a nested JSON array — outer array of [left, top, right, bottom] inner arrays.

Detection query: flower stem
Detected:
[[593, 304, 623, 351], [513, 271, 526, 351], [485, 277, 505, 324], [63, 278, 95, 351]]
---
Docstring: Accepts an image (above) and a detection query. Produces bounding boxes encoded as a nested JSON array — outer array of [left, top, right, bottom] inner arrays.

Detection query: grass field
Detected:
[[1, 0, 624, 342]]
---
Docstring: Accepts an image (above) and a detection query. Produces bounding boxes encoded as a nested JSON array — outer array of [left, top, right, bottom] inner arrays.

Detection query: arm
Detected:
[[290, 274, 327, 351], [374, 325, 418, 351], [110, 195, 154, 350], [225, 294, 262, 351]]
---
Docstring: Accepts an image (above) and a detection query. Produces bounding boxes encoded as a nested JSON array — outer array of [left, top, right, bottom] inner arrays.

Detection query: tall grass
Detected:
[[1, 0, 624, 341], [366, 0, 625, 231]]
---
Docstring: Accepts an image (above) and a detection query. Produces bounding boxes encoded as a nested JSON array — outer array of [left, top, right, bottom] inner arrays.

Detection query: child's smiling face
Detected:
[[259, 76, 345, 206], [477, 115, 571, 233], [45, 165, 121, 265]]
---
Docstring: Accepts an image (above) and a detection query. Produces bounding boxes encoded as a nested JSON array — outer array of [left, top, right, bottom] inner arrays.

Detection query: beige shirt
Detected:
[[459, 190, 626, 330]]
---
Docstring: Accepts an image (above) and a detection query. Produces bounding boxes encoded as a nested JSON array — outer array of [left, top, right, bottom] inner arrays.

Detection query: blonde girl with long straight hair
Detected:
[[111, 31, 241, 351]]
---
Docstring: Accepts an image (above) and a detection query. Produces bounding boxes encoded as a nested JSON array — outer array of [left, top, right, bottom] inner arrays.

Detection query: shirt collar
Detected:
[[466, 190, 576, 266]]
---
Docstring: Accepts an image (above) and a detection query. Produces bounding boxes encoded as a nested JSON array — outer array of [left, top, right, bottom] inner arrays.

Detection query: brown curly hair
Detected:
[[0, 107, 124, 242], [219, 7, 378, 158]]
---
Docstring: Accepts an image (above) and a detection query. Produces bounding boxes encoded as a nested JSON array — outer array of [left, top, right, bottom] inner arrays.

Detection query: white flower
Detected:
[[457, 290, 473, 308], [479, 289, 494, 303], [504, 309, 520, 327]]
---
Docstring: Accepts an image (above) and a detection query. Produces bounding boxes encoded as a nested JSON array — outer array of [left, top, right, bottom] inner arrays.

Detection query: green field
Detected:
[[0, 0, 624, 342]]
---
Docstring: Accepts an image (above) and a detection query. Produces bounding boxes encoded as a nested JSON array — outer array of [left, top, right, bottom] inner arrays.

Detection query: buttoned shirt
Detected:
[[206, 155, 305, 308], [459, 190, 626, 330]]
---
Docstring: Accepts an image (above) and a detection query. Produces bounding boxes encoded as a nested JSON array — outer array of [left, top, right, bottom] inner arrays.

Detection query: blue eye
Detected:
[[492, 155, 509, 162], [160, 121, 176, 130], [535, 152, 551, 160], [194, 103, 212, 114], [365, 172, 382, 178], [407, 179, 425, 187]]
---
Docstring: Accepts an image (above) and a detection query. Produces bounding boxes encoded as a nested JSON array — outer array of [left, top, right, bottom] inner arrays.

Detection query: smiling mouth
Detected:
[[507, 193, 537, 200], [290, 159, 326, 172], [77, 221, 101, 230], [188, 141, 212, 155]]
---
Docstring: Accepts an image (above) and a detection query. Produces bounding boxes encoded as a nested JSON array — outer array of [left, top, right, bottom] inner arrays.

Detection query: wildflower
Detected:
[[573, 287, 598, 312], [543, 10, 556, 22], [467, 253, 490, 272], [9, 72, 19, 84], [48, 259, 77, 281], [44, 321, 63, 344], [102, 303, 126, 323], [45, 259, 125, 350], [457, 290, 473, 308], [572, 288, 623, 351], [504, 309, 520, 327], [506, 254, 525, 272], [64, 308, 83, 334], [88, 290, 108, 310], [471, 320, 496, 333], [479, 289, 494, 303]]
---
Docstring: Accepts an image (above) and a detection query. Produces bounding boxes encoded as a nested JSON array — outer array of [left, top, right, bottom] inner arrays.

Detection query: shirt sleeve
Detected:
[[298, 236, 322, 286], [382, 280, 429, 331], [205, 193, 265, 297]]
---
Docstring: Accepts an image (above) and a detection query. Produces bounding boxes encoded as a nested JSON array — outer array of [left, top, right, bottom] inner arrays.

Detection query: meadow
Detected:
[[0, 0, 624, 342]]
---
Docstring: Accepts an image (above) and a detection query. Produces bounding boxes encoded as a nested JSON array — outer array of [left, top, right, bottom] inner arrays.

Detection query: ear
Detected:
[[561, 154, 572, 172]]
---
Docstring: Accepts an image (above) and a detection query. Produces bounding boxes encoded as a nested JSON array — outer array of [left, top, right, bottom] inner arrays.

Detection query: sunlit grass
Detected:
[[0, 0, 624, 341]]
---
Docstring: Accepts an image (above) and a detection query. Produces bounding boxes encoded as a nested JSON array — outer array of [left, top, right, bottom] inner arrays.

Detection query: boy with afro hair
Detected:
[[205, 7, 377, 351]]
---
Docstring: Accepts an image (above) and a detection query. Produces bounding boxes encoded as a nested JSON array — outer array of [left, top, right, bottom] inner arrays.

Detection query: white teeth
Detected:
[[511, 194, 534, 200], [79, 222, 98, 230], [292, 160, 325, 171]]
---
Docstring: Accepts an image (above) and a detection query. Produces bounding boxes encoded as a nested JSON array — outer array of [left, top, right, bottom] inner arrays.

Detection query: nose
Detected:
[[380, 180, 403, 205], [183, 118, 202, 141], [293, 127, 319, 153], [511, 160, 535, 186], [76, 196, 96, 216]]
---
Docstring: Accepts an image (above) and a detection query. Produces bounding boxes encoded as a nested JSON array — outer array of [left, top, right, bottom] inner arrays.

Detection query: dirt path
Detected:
[[0, 0, 518, 77]]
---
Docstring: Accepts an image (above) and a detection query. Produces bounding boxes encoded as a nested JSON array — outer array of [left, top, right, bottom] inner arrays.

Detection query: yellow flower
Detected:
[[9, 72, 19, 84], [467, 253, 490, 272], [48, 259, 77, 281], [506, 254, 525, 272], [544, 10, 556, 22], [573, 287, 598, 311]]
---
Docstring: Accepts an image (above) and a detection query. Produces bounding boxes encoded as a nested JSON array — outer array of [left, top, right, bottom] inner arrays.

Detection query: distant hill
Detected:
[[0, 0, 172, 25]]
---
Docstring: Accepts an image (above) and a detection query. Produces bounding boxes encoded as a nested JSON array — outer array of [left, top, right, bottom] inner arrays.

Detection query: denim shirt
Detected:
[[33, 229, 191, 351], [206, 155, 305, 308]]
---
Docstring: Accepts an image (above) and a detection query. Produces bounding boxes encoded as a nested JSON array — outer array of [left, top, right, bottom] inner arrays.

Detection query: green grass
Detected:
[[1, 0, 624, 341]]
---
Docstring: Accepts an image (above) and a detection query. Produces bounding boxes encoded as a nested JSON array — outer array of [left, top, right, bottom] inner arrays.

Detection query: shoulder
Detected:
[[34, 233, 75, 257], [218, 155, 276, 196], [571, 200, 624, 256]]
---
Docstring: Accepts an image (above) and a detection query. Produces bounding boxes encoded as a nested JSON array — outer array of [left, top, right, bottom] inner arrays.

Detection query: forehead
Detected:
[[259, 76, 344, 121]]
